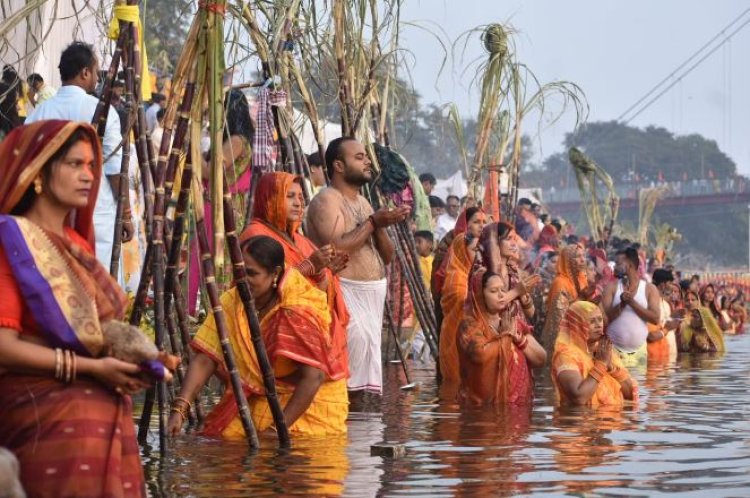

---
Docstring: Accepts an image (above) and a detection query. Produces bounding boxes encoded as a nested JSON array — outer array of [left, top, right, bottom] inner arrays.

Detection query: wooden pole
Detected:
[[222, 178, 291, 448]]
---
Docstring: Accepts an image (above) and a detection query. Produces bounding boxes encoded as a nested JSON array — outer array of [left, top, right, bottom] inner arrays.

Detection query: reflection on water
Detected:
[[140, 334, 750, 497]]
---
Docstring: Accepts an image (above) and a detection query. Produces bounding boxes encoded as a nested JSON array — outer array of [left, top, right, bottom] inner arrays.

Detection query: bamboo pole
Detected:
[[192, 175, 259, 448], [222, 178, 290, 448]]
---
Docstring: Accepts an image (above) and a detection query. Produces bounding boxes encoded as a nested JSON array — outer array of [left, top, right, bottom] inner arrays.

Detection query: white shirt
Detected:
[[608, 279, 649, 352], [25, 85, 121, 270], [145, 103, 160, 135], [434, 212, 458, 242]]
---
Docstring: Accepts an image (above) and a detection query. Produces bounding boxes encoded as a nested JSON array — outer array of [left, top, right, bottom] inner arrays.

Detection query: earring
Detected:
[[272, 277, 278, 289], [34, 180, 42, 195]]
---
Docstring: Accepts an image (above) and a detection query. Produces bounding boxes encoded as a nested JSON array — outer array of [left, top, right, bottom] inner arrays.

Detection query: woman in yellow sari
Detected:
[[676, 306, 725, 354], [551, 301, 638, 408], [168, 235, 348, 438], [438, 207, 486, 383]]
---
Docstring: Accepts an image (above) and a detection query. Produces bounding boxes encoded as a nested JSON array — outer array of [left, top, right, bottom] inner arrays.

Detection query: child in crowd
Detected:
[[412, 231, 436, 362]]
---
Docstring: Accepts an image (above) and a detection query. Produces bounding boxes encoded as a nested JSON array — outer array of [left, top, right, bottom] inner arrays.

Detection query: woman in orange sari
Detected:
[[541, 243, 590, 353], [457, 269, 546, 405], [0, 121, 149, 497], [241, 171, 349, 376], [551, 301, 637, 407], [438, 207, 486, 382], [168, 235, 348, 438]]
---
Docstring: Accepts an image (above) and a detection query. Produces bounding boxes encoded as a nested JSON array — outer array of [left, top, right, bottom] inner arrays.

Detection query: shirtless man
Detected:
[[306, 137, 410, 407]]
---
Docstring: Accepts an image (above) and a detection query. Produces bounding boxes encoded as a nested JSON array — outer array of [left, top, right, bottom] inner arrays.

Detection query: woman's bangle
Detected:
[[170, 406, 187, 423], [173, 396, 192, 410], [589, 361, 607, 382], [517, 336, 529, 350], [54, 348, 62, 380]]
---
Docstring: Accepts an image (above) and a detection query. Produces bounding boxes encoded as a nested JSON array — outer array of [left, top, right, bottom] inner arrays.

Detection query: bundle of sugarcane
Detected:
[[568, 147, 619, 243], [638, 186, 670, 247]]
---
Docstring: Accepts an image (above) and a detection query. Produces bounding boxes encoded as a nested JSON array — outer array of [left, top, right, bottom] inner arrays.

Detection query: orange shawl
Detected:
[[551, 301, 635, 408], [457, 270, 533, 405], [439, 233, 473, 382], [546, 244, 587, 313], [241, 171, 349, 379]]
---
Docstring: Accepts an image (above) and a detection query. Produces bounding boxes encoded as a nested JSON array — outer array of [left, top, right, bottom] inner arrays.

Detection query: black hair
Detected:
[[565, 234, 579, 245], [690, 274, 700, 282], [156, 108, 165, 121], [26, 73, 44, 86], [652, 268, 674, 286], [224, 89, 254, 144], [414, 230, 434, 243], [465, 207, 480, 223], [419, 173, 436, 185], [616, 246, 640, 269], [306, 151, 323, 168], [679, 279, 691, 291], [517, 197, 532, 206], [541, 251, 559, 266], [10, 128, 94, 216], [59, 42, 97, 81], [325, 136, 358, 180], [540, 213, 549, 223], [446, 195, 459, 203], [429, 195, 445, 209], [2, 65, 17, 83], [241, 235, 285, 274], [151, 93, 167, 104], [550, 219, 562, 232], [113, 79, 125, 88], [481, 270, 500, 289], [497, 222, 514, 241], [531, 203, 540, 209]]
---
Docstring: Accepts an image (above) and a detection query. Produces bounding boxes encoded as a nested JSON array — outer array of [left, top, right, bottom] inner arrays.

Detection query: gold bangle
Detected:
[[173, 396, 192, 410], [54, 348, 62, 380], [64, 350, 73, 383], [71, 351, 77, 383], [170, 406, 187, 423]]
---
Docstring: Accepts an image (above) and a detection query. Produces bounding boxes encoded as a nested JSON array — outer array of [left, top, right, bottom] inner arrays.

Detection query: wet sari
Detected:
[[541, 244, 588, 353], [0, 121, 145, 497], [551, 301, 637, 408], [438, 233, 474, 382], [457, 270, 534, 405], [677, 307, 726, 354], [192, 268, 349, 438], [240, 172, 349, 378]]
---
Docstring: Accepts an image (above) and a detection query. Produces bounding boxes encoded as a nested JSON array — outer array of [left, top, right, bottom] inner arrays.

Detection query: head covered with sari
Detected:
[[551, 301, 629, 407], [457, 268, 533, 405], [477, 221, 515, 275], [548, 243, 588, 304], [0, 120, 102, 248], [0, 121, 128, 361], [536, 224, 559, 250], [252, 171, 303, 235], [681, 306, 726, 352]]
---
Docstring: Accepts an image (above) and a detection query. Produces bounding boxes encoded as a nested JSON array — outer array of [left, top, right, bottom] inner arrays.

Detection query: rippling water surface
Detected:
[[140, 333, 750, 497]]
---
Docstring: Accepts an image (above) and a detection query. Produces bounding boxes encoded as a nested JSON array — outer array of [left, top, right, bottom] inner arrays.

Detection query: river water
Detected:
[[140, 333, 750, 497]]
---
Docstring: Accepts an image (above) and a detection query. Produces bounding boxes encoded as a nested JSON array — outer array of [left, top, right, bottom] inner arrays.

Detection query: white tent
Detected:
[[432, 170, 468, 201], [1, 0, 109, 90]]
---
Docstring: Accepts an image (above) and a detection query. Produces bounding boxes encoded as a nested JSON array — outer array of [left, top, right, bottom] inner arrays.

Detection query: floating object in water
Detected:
[[370, 443, 406, 459]]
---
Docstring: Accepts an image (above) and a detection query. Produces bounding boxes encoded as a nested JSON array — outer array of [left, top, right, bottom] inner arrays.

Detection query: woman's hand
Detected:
[[328, 250, 349, 274], [91, 357, 150, 395], [167, 411, 185, 437], [517, 274, 541, 297], [309, 245, 336, 273], [593, 336, 613, 369]]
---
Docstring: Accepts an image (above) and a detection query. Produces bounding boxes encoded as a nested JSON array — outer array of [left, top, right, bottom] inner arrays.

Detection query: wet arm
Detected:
[[520, 335, 546, 368], [278, 363, 325, 427], [557, 369, 600, 405], [174, 352, 218, 405]]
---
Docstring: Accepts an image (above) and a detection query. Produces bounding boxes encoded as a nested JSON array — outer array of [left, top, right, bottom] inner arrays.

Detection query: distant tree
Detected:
[[143, 0, 193, 74]]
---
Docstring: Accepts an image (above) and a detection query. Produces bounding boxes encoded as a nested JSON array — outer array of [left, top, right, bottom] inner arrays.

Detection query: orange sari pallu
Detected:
[[439, 233, 474, 382], [241, 172, 349, 378], [551, 301, 638, 408], [541, 244, 588, 353], [457, 270, 534, 405]]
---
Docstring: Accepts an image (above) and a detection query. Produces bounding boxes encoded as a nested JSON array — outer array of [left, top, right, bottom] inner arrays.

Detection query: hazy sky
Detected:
[[398, 0, 750, 174]]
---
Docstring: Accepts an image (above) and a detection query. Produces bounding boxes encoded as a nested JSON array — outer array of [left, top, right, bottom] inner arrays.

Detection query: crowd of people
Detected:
[[0, 41, 746, 498]]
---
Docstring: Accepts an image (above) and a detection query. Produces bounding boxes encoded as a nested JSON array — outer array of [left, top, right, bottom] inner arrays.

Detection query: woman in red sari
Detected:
[[240, 171, 349, 377], [0, 121, 148, 497], [457, 269, 546, 405]]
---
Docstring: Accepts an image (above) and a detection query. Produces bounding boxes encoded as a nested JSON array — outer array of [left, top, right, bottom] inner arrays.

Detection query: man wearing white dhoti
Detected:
[[25, 41, 133, 274], [306, 137, 410, 408]]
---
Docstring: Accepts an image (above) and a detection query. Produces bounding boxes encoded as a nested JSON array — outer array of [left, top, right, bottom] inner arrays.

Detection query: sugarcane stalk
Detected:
[[110, 102, 132, 277], [222, 176, 290, 448], [192, 175, 259, 447], [396, 221, 438, 330], [92, 27, 127, 137], [384, 300, 414, 386]]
